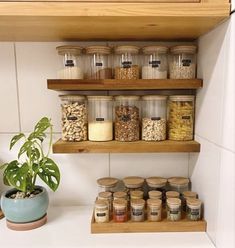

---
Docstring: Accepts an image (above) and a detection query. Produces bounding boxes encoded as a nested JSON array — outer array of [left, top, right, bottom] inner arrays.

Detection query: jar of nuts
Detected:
[[169, 45, 197, 79], [168, 95, 195, 141], [141, 95, 167, 141], [114, 96, 140, 142], [60, 95, 88, 142], [114, 46, 140, 79]]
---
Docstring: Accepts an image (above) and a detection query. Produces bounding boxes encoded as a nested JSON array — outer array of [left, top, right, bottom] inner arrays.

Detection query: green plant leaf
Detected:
[[26, 147, 40, 162], [28, 131, 46, 142], [0, 163, 8, 170], [18, 140, 33, 159], [34, 117, 51, 134], [10, 133, 25, 150], [38, 158, 60, 192]]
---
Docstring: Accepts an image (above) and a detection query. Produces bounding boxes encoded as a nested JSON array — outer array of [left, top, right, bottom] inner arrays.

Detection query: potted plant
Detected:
[[0, 117, 60, 231]]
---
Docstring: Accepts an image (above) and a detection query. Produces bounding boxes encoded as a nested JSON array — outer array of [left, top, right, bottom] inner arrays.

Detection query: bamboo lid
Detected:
[[131, 199, 145, 207], [87, 96, 113, 101], [170, 45, 197, 54], [98, 191, 112, 199], [168, 177, 190, 186], [182, 191, 197, 198], [56, 45, 83, 56], [167, 198, 181, 207], [115, 45, 140, 55], [113, 199, 127, 207], [142, 46, 168, 54], [146, 177, 167, 188], [59, 95, 86, 102], [86, 46, 111, 55], [95, 199, 108, 207], [166, 191, 180, 199], [187, 198, 202, 207], [97, 177, 119, 187], [142, 96, 167, 102], [113, 191, 127, 199], [169, 95, 195, 102], [130, 190, 144, 199], [147, 199, 162, 207], [148, 190, 162, 199], [123, 176, 144, 188]]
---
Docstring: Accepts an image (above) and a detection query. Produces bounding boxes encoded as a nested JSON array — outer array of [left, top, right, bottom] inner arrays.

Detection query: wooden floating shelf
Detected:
[[53, 139, 200, 153], [47, 79, 203, 91], [91, 211, 206, 234]]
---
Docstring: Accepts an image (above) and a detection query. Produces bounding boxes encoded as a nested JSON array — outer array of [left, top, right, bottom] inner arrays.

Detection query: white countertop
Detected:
[[0, 206, 215, 248]]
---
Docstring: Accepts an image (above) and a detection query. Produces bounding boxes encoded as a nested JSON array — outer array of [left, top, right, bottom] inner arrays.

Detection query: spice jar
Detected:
[[167, 198, 181, 221], [142, 46, 168, 79], [186, 198, 202, 221], [147, 199, 162, 222], [131, 199, 145, 222], [97, 177, 119, 193], [169, 45, 197, 79], [114, 46, 140, 79], [113, 191, 127, 201], [168, 95, 195, 141], [113, 199, 128, 222], [148, 190, 162, 200], [114, 96, 140, 142], [166, 191, 180, 199], [85, 46, 112, 79], [98, 191, 113, 214], [87, 96, 113, 141], [130, 190, 144, 201], [94, 199, 109, 223], [141, 96, 167, 141], [56, 45, 84, 79], [182, 191, 197, 212], [168, 177, 190, 194], [60, 95, 88, 142]]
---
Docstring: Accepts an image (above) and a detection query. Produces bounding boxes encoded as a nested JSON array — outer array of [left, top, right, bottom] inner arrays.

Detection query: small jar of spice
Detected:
[[147, 199, 162, 222], [182, 191, 197, 212], [131, 199, 145, 222], [113, 199, 128, 222], [94, 199, 109, 223], [187, 198, 202, 221], [98, 191, 113, 215], [167, 198, 182, 221]]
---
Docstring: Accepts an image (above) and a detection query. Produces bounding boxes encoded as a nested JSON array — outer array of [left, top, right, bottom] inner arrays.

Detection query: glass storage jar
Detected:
[[114, 95, 140, 142], [114, 46, 140, 79], [142, 46, 168, 79], [168, 177, 190, 194], [169, 45, 197, 79], [98, 191, 113, 215], [94, 199, 109, 223], [97, 177, 119, 193], [60, 95, 88, 142], [148, 190, 162, 200], [87, 96, 113, 141], [146, 177, 167, 192], [147, 199, 162, 222], [85, 46, 112, 79], [56, 45, 84, 79], [186, 198, 202, 221], [168, 95, 195, 141], [142, 95, 167, 141], [182, 191, 197, 212], [131, 199, 145, 222], [123, 176, 145, 196], [113, 191, 127, 201], [113, 199, 128, 222], [167, 198, 181, 221]]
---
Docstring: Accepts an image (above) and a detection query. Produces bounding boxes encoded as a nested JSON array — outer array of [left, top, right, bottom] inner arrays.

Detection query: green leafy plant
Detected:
[[0, 117, 60, 194]]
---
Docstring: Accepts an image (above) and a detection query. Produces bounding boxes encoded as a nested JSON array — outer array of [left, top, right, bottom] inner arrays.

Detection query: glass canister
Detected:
[[146, 177, 167, 192], [147, 199, 162, 222], [113, 199, 128, 222], [142, 46, 168, 79], [114, 46, 140, 79], [142, 95, 167, 141], [169, 45, 197, 79], [56, 45, 84, 79], [113, 191, 128, 201], [123, 176, 145, 196], [114, 96, 140, 142], [97, 177, 119, 193], [168, 177, 190, 194], [167, 198, 181, 221], [186, 198, 202, 221], [85, 46, 112, 79], [87, 96, 113, 141], [168, 95, 195, 141], [131, 199, 145, 222], [94, 199, 109, 223], [60, 95, 88, 142], [182, 191, 197, 212]]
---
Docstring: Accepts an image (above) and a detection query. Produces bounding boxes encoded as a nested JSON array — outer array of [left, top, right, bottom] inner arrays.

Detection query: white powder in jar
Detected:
[[58, 66, 84, 79], [142, 66, 167, 79], [88, 121, 113, 141]]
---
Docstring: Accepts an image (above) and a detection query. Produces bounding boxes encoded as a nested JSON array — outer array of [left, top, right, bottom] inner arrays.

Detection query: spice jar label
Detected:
[[96, 213, 106, 217], [150, 211, 159, 216], [151, 117, 161, 121], [170, 210, 179, 214], [96, 117, 105, 122], [182, 59, 191, 67], [132, 209, 143, 216], [67, 116, 78, 121], [122, 61, 132, 68], [149, 60, 161, 68], [65, 59, 75, 67], [95, 62, 103, 67]]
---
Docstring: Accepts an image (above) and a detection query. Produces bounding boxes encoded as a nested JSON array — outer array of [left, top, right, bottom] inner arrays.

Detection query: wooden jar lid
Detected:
[[146, 177, 167, 188], [168, 177, 190, 186], [98, 191, 112, 199], [167, 198, 181, 206], [131, 199, 145, 207], [187, 198, 202, 207], [147, 199, 162, 207], [130, 190, 144, 199], [166, 191, 180, 198], [123, 176, 144, 188], [86, 46, 111, 55], [97, 177, 119, 187], [148, 190, 162, 199], [113, 191, 127, 199], [182, 191, 197, 198]]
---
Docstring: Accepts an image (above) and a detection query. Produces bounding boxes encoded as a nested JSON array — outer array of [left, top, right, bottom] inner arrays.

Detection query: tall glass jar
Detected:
[[142, 95, 167, 141], [56, 45, 84, 79], [60, 95, 87, 142], [114, 46, 140, 79], [114, 96, 140, 142], [87, 96, 113, 141], [168, 95, 195, 141], [142, 46, 168, 79], [169, 45, 197, 79], [85, 46, 112, 79]]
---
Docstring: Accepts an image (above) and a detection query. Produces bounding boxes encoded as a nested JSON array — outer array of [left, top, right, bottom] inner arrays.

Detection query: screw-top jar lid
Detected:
[[167, 197, 181, 206], [166, 191, 180, 198], [115, 45, 140, 55], [86, 46, 111, 55], [168, 177, 190, 186], [98, 191, 112, 199], [147, 198, 162, 207], [131, 199, 145, 207], [113, 191, 127, 199], [97, 177, 119, 187], [130, 190, 144, 199], [169, 95, 195, 102], [123, 176, 144, 188], [146, 177, 167, 188], [114, 95, 140, 101], [182, 191, 197, 198], [142, 46, 168, 54], [87, 96, 113, 101], [113, 199, 127, 207], [187, 198, 202, 207], [56, 45, 83, 56], [148, 190, 162, 199], [170, 45, 197, 54], [59, 95, 86, 101], [142, 95, 168, 101], [95, 199, 109, 207]]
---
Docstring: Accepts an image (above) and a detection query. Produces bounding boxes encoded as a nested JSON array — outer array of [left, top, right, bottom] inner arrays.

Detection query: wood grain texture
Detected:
[[53, 139, 201, 153]]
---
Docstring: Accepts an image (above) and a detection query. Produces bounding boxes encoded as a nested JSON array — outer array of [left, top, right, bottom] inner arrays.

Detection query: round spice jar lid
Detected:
[[182, 191, 197, 198], [147, 198, 162, 208], [166, 191, 180, 199], [98, 191, 112, 199], [56, 45, 83, 56], [131, 199, 145, 207], [87, 96, 113, 101], [123, 176, 144, 189], [113, 191, 127, 199], [167, 198, 181, 207], [59, 95, 86, 102], [170, 45, 197, 55], [168, 177, 190, 186], [146, 176, 167, 188], [187, 198, 202, 208], [115, 45, 140, 55], [95, 199, 109, 207], [142, 45, 168, 54], [130, 190, 144, 199], [86, 46, 111, 55], [169, 95, 195, 102], [113, 199, 127, 208], [148, 190, 162, 199], [97, 177, 119, 187]]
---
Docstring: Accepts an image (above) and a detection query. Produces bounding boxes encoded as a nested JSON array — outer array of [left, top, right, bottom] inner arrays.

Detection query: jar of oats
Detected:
[[168, 95, 195, 141], [169, 45, 197, 79], [60, 95, 88, 142], [142, 95, 167, 141], [114, 46, 140, 79]]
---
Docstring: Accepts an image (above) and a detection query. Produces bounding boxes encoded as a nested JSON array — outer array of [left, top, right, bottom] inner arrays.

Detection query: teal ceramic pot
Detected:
[[0, 186, 49, 223]]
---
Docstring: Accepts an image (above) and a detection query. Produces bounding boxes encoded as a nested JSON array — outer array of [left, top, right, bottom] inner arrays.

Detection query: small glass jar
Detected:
[[182, 191, 197, 212], [166, 191, 180, 199], [167, 198, 181, 221], [169, 45, 197, 79], [147, 199, 162, 222], [114, 96, 140, 142], [97, 177, 119, 193], [168, 95, 195, 141], [186, 198, 202, 221], [131, 199, 145, 222], [56, 45, 84, 79], [87, 96, 113, 141], [85, 46, 112, 79], [130, 190, 144, 201], [141, 96, 167, 141], [148, 190, 162, 200], [94, 199, 109, 223], [168, 177, 190, 194], [142, 46, 168, 79], [98, 191, 113, 215], [114, 46, 140, 79], [113, 199, 128, 222], [60, 95, 88, 142], [113, 191, 127, 201]]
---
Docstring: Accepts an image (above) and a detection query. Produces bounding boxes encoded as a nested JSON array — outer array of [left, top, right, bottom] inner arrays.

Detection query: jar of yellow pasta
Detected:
[[168, 95, 195, 141]]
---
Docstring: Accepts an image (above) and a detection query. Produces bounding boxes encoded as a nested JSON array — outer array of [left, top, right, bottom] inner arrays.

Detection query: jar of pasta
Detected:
[[147, 199, 162, 222], [168, 95, 195, 141], [186, 198, 202, 221], [167, 198, 181, 221], [97, 177, 119, 193]]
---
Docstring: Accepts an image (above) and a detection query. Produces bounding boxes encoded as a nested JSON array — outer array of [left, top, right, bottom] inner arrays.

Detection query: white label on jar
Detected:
[[96, 117, 105, 121], [149, 60, 161, 68], [122, 61, 132, 68], [182, 59, 192, 67], [65, 59, 75, 67], [132, 209, 143, 216]]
